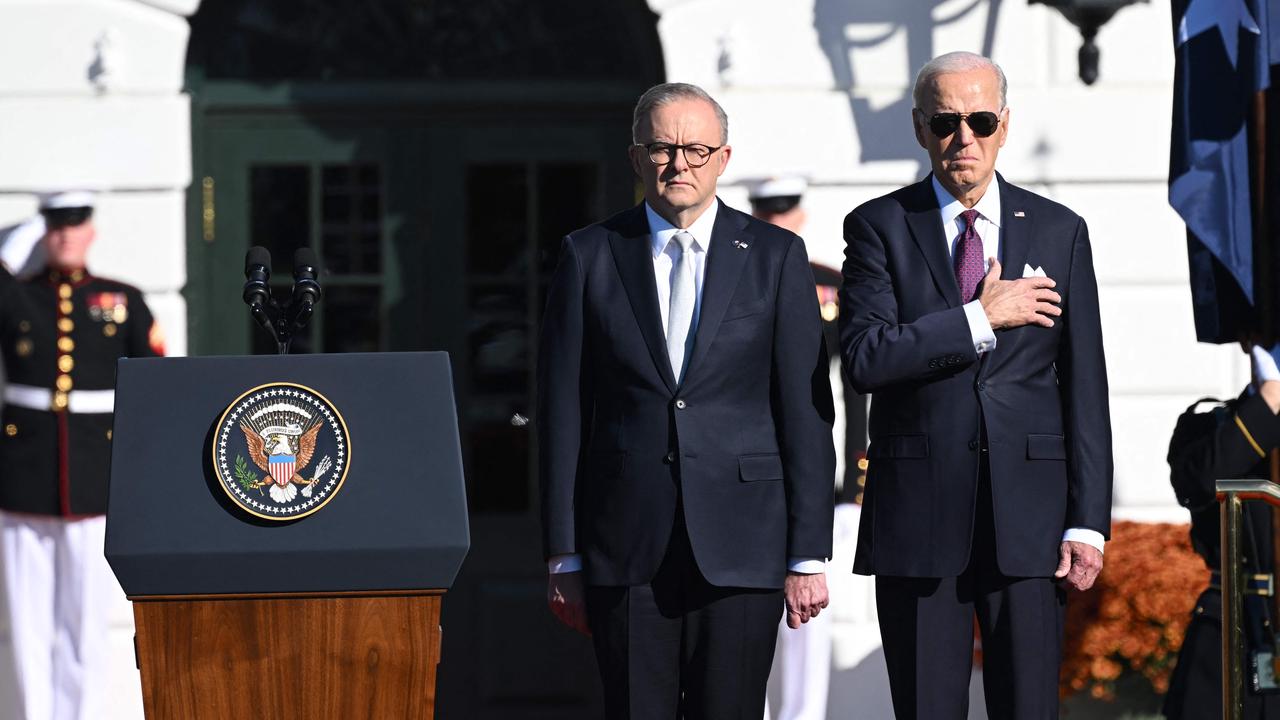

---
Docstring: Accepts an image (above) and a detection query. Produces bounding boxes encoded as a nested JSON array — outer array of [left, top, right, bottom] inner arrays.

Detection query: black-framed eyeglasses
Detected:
[[634, 142, 722, 168], [920, 110, 1002, 139]]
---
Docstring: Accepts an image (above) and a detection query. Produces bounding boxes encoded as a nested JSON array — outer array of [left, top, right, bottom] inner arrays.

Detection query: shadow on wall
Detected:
[[812, 0, 1004, 174]]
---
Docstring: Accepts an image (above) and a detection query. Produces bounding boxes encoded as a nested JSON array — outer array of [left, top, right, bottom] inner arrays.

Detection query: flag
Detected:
[[1169, 0, 1277, 342]]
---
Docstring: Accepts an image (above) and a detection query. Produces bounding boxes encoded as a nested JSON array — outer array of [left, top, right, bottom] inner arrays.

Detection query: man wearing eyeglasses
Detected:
[[538, 82, 835, 719], [839, 52, 1112, 719]]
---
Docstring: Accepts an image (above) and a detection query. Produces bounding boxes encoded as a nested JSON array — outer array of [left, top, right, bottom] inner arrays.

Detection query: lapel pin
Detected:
[[732, 239, 749, 249], [1013, 211, 1026, 218]]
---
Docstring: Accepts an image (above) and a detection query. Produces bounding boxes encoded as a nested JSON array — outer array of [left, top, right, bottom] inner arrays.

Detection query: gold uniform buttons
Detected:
[[106, 429, 112, 441], [51, 391, 68, 412], [58, 318, 73, 333], [57, 337, 74, 352], [15, 338, 32, 357], [58, 355, 74, 372], [56, 375, 73, 392], [59, 300, 73, 315], [3, 424, 15, 437], [17, 321, 29, 332], [103, 324, 117, 337], [113, 305, 128, 323], [58, 284, 72, 299]]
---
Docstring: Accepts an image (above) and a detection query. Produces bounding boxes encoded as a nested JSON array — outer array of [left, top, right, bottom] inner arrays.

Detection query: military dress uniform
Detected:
[[0, 263, 162, 720], [1164, 389, 1280, 720]]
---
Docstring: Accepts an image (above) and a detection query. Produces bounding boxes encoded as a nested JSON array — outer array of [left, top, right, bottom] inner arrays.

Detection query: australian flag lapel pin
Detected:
[[732, 239, 749, 249]]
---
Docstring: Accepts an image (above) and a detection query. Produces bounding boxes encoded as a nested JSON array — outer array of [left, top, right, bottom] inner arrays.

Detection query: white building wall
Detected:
[[649, 0, 1247, 716], [0, 1, 197, 718], [0, 0, 1248, 717]]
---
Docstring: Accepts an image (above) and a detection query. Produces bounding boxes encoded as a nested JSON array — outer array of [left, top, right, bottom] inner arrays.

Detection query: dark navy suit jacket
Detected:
[[537, 200, 836, 589], [839, 174, 1113, 579]]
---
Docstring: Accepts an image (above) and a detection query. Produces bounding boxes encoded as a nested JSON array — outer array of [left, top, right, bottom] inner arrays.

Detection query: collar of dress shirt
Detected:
[[646, 199, 720, 258], [932, 174, 1002, 232]]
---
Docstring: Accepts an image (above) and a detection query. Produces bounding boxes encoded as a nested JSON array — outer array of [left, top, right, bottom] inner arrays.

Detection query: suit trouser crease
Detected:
[[586, 511, 782, 720], [875, 462, 1065, 720]]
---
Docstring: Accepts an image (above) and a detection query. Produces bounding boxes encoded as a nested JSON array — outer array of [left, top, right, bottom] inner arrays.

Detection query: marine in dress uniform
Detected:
[[0, 191, 163, 720], [1164, 345, 1280, 720]]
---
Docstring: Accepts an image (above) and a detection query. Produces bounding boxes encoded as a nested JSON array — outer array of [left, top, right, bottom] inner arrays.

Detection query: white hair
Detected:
[[632, 82, 729, 145], [912, 52, 1008, 110]]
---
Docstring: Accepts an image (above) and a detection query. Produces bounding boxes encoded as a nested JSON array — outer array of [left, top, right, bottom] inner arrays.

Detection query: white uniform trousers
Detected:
[[766, 602, 833, 720], [0, 512, 116, 720]]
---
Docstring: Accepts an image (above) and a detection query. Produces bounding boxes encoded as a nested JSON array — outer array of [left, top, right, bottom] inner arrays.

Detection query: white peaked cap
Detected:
[[747, 176, 808, 200], [38, 190, 96, 210]]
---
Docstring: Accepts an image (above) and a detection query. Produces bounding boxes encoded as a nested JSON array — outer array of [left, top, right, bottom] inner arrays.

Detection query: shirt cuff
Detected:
[[1253, 345, 1280, 383], [963, 300, 997, 355], [547, 554, 582, 574], [787, 557, 826, 574], [1062, 528, 1105, 554]]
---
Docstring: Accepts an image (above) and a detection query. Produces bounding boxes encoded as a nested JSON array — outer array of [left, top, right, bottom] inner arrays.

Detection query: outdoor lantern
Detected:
[[1029, 0, 1149, 85]]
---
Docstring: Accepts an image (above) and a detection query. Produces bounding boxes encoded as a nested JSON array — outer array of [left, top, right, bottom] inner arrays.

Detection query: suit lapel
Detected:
[[903, 177, 962, 307], [997, 174, 1032, 283], [980, 175, 1034, 374], [684, 201, 751, 386], [608, 205, 677, 393]]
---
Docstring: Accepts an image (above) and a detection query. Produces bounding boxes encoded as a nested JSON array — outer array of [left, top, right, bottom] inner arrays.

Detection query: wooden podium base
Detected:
[[131, 590, 442, 720]]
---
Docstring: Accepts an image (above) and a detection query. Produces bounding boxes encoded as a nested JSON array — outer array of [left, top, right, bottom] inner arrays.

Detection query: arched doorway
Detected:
[[184, 3, 663, 715]]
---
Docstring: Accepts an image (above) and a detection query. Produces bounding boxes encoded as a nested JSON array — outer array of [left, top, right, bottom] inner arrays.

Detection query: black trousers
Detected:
[[876, 463, 1066, 720], [584, 512, 783, 720]]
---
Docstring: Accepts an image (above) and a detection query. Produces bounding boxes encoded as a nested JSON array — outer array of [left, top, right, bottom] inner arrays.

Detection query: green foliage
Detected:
[[233, 455, 262, 494]]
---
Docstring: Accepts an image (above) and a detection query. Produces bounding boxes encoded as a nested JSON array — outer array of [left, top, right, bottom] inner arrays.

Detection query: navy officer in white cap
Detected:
[[0, 191, 163, 720]]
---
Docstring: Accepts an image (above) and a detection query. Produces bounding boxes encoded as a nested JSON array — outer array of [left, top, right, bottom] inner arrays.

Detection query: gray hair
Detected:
[[912, 52, 1008, 110], [632, 82, 729, 145]]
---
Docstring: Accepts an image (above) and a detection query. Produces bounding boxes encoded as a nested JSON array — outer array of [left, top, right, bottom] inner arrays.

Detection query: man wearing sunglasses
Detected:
[[839, 51, 1112, 719], [538, 83, 835, 719]]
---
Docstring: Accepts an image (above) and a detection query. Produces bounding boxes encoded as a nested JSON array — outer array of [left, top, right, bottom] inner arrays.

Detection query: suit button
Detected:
[[968, 440, 979, 451], [675, 399, 687, 409], [976, 381, 987, 391], [663, 451, 676, 464]]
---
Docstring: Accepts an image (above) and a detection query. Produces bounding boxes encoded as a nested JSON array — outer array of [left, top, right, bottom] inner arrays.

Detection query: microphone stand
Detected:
[[242, 247, 322, 356]]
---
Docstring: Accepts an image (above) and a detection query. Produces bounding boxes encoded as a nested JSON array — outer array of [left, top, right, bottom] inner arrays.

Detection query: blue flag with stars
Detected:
[[1169, 0, 1276, 342]]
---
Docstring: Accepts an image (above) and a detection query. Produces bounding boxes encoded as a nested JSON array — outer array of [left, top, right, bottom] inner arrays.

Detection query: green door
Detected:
[[190, 116, 423, 355], [188, 109, 637, 716]]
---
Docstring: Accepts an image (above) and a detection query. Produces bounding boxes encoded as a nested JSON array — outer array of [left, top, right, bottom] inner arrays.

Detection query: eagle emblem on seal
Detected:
[[212, 383, 350, 521], [241, 409, 324, 504]]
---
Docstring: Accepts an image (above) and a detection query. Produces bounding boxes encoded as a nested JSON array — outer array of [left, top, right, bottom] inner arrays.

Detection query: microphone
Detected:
[[243, 246, 276, 339], [291, 247, 322, 308], [243, 246, 272, 308], [288, 247, 322, 332]]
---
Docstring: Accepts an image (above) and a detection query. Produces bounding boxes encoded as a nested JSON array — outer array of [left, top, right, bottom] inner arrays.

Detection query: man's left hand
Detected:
[[1054, 541, 1103, 591], [784, 571, 829, 629]]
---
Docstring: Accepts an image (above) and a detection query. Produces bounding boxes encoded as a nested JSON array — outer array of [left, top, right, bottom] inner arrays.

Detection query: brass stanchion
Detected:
[[1222, 490, 1245, 720]]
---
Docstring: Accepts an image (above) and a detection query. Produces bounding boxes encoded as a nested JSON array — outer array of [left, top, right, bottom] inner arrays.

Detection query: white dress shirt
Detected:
[[549, 200, 825, 575], [932, 176, 1105, 555], [932, 175, 999, 355]]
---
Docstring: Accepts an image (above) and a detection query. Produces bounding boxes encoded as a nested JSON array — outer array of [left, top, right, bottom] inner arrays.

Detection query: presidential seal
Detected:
[[212, 382, 350, 521]]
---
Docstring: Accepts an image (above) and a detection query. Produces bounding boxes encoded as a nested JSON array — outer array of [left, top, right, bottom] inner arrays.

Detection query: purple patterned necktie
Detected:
[[954, 209, 985, 302]]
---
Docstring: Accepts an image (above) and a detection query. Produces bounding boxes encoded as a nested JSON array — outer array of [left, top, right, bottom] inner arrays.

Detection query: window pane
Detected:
[[466, 165, 527, 277], [321, 285, 381, 353], [322, 163, 382, 275], [250, 165, 310, 264]]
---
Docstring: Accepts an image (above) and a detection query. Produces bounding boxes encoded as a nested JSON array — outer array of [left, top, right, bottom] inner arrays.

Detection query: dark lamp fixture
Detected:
[[1030, 0, 1148, 85]]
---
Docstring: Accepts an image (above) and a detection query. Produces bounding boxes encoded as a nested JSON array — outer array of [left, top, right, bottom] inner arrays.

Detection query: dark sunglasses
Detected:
[[923, 110, 1002, 138]]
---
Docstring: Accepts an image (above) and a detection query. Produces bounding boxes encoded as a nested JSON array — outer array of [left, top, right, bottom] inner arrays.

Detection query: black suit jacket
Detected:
[[839, 174, 1113, 578], [538, 200, 835, 589]]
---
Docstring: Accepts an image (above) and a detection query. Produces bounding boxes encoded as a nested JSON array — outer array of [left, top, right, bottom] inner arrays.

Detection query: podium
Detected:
[[105, 353, 469, 719]]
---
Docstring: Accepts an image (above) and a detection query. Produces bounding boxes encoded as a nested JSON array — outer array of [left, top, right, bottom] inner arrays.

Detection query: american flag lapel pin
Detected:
[[1013, 210, 1026, 218]]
